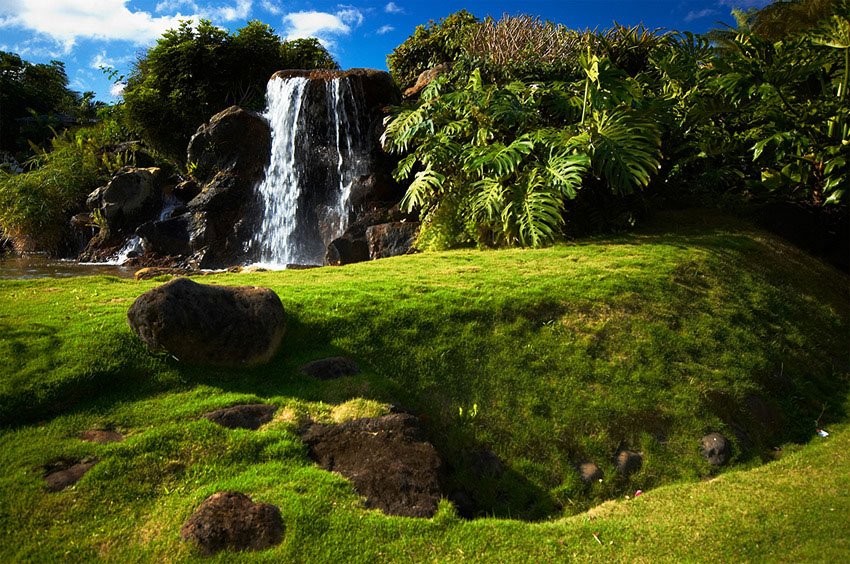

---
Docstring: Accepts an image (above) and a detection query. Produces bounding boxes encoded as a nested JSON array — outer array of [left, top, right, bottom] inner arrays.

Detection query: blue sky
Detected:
[[0, 0, 770, 101]]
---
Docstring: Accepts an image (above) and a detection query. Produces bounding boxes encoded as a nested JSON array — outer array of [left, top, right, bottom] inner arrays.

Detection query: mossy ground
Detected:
[[0, 211, 848, 561]]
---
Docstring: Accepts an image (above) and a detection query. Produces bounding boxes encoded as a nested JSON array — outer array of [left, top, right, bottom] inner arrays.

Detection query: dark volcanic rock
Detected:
[[301, 413, 443, 517], [173, 179, 201, 203], [614, 450, 643, 476], [44, 459, 98, 491], [365, 222, 418, 259], [701, 432, 731, 466], [127, 277, 285, 367], [579, 462, 603, 484], [181, 492, 284, 555], [136, 214, 192, 257], [186, 106, 271, 268], [299, 357, 360, 380], [100, 167, 165, 233], [202, 404, 277, 430], [325, 237, 369, 266]]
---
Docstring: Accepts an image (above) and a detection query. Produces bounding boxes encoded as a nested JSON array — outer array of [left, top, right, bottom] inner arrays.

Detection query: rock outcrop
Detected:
[[186, 106, 272, 268], [301, 413, 443, 517], [127, 278, 285, 367]]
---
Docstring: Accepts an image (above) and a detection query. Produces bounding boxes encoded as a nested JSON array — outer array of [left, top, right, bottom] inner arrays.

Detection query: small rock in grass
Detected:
[[701, 432, 731, 466], [299, 357, 360, 380], [579, 462, 603, 484], [202, 404, 277, 430], [614, 450, 643, 476], [44, 458, 98, 492], [180, 492, 284, 555], [79, 430, 124, 444]]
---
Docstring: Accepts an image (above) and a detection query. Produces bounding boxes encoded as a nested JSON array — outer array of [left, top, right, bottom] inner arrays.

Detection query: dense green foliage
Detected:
[[123, 20, 337, 160], [385, 5, 849, 250], [0, 215, 848, 559], [0, 51, 103, 160], [0, 109, 136, 253], [386, 10, 479, 87], [383, 65, 661, 248]]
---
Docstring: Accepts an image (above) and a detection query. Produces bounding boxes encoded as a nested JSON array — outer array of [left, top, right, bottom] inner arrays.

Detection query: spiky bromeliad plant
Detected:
[[382, 57, 662, 249]]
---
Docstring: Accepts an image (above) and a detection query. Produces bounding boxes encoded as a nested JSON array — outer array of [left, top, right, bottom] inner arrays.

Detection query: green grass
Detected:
[[0, 210, 848, 560]]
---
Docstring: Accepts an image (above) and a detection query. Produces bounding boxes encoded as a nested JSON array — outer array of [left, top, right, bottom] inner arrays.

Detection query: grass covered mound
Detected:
[[0, 211, 848, 560]]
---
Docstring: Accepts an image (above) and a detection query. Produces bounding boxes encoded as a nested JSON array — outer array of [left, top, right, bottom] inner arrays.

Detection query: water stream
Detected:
[[251, 74, 371, 268]]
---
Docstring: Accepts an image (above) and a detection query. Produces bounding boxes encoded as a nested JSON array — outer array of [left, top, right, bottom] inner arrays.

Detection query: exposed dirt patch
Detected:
[[202, 404, 276, 430], [299, 357, 360, 380], [44, 458, 98, 491], [301, 413, 443, 517], [79, 429, 124, 444], [181, 491, 284, 555]]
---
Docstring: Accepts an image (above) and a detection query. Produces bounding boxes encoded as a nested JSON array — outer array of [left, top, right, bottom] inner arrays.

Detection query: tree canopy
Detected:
[[123, 19, 337, 160], [0, 51, 100, 159]]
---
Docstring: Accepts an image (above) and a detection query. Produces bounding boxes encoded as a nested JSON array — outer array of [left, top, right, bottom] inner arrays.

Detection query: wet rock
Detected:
[[300, 357, 360, 380], [325, 237, 369, 266], [136, 214, 192, 257], [614, 450, 643, 476], [173, 179, 201, 203], [366, 222, 418, 259], [301, 413, 442, 517], [127, 277, 285, 367], [202, 404, 277, 430], [186, 106, 271, 268], [181, 491, 284, 555], [44, 458, 98, 491], [79, 430, 124, 444], [701, 432, 731, 466], [100, 167, 165, 233], [579, 462, 603, 484], [86, 185, 107, 210], [272, 68, 400, 112]]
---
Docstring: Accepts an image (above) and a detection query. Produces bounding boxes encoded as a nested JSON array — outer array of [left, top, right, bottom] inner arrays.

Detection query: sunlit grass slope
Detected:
[[0, 211, 847, 561]]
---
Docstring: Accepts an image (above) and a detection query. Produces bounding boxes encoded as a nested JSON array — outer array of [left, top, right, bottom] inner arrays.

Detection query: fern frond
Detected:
[[400, 164, 446, 212], [588, 109, 661, 194]]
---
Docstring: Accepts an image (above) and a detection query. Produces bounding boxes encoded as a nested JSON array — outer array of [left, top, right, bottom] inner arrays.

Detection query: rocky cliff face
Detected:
[[79, 68, 415, 269]]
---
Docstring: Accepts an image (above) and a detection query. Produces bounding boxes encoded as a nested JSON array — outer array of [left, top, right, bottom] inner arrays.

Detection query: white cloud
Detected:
[[155, 0, 251, 21], [261, 0, 281, 16], [90, 50, 133, 70], [110, 82, 126, 97], [376, 25, 393, 35], [282, 8, 364, 47], [384, 2, 403, 14], [337, 7, 364, 27], [684, 8, 717, 22], [0, 0, 191, 48], [8, 37, 69, 58]]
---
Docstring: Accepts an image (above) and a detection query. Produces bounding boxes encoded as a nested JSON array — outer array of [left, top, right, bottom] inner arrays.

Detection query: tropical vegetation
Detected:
[[384, 3, 849, 250]]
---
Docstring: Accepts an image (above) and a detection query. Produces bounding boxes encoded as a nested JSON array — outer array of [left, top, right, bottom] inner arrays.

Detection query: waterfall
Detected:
[[252, 74, 371, 268]]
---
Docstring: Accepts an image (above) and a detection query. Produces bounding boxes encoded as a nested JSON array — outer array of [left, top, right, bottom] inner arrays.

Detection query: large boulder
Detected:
[[186, 106, 271, 268], [181, 492, 284, 555], [325, 236, 369, 266], [366, 222, 418, 259], [127, 278, 285, 367], [301, 413, 443, 518], [187, 106, 271, 187], [100, 167, 164, 233]]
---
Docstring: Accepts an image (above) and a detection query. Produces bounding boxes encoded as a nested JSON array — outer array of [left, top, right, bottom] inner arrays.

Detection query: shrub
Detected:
[[386, 10, 479, 87]]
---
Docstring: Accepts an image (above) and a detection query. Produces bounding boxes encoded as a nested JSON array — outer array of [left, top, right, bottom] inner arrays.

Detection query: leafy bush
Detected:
[[386, 10, 479, 87], [382, 63, 661, 248], [124, 20, 337, 160], [0, 111, 132, 253]]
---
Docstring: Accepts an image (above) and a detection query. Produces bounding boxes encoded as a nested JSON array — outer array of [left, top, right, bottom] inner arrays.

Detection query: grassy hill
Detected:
[[0, 211, 847, 561]]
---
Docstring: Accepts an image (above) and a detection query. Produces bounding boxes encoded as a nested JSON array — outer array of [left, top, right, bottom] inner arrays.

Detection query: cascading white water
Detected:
[[252, 77, 309, 267], [251, 74, 371, 268]]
